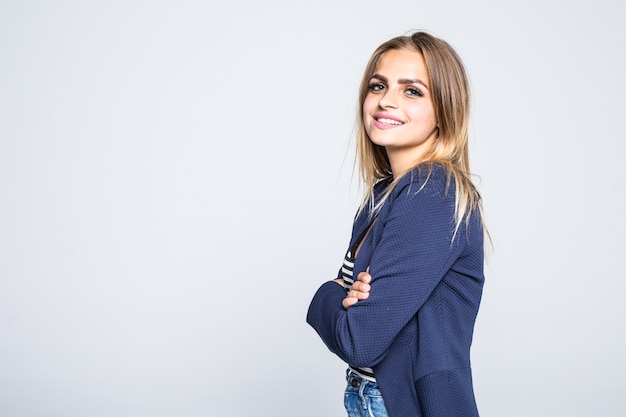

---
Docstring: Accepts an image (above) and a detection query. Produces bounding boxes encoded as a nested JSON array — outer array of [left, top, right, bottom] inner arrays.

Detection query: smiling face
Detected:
[[363, 48, 438, 176]]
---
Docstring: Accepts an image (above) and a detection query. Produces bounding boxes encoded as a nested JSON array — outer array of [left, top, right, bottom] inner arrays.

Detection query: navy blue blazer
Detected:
[[307, 164, 484, 417]]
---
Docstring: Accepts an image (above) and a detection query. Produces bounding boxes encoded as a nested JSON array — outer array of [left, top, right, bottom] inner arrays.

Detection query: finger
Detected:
[[343, 296, 358, 309], [357, 271, 372, 284], [357, 291, 369, 300], [352, 281, 371, 293]]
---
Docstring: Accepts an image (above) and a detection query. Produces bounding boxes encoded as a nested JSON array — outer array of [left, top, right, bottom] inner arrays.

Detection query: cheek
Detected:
[[410, 104, 436, 125], [363, 95, 376, 117]]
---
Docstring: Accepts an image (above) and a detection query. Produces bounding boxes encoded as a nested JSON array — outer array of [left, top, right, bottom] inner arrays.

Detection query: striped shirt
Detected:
[[341, 219, 376, 382]]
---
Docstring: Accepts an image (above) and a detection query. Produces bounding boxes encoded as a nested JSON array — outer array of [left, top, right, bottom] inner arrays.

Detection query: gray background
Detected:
[[1, 0, 625, 416]]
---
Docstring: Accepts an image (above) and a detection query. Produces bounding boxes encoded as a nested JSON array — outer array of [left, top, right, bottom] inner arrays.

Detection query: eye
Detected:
[[367, 83, 386, 93], [405, 87, 424, 97]]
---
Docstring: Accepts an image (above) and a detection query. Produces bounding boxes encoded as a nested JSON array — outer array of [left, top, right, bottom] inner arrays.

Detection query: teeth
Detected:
[[377, 117, 403, 125]]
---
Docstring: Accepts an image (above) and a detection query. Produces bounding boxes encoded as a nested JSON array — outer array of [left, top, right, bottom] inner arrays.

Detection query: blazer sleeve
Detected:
[[307, 173, 467, 367]]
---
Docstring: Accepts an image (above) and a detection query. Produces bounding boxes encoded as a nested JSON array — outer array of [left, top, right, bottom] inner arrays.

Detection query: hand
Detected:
[[342, 268, 372, 309]]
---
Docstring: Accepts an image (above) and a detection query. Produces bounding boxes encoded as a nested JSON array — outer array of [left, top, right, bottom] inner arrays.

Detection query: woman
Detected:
[[306, 31, 487, 417]]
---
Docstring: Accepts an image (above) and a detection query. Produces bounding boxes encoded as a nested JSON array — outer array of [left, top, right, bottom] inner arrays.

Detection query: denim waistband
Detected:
[[347, 366, 377, 382], [346, 368, 379, 388]]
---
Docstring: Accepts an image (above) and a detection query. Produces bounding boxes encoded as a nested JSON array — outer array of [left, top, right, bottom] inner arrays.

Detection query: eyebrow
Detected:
[[370, 73, 429, 89]]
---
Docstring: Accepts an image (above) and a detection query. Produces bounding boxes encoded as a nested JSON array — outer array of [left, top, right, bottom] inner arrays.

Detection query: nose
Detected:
[[378, 90, 398, 109]]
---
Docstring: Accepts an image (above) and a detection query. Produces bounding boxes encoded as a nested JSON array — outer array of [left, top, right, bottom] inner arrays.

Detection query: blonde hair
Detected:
[[356, 31, 485, 238]]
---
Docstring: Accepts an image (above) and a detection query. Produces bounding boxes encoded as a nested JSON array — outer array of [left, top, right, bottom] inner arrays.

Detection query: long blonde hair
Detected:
[[356, 31, 485, 238]]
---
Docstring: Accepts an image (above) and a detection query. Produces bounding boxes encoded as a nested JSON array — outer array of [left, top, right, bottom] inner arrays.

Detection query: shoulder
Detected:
[[391, 163, 453, 203], [373, 177, 393, 200], [369, 163, 457, 237]]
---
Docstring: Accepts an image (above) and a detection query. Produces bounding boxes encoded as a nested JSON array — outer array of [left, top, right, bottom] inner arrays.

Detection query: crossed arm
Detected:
[[333, 269, 372, 309]]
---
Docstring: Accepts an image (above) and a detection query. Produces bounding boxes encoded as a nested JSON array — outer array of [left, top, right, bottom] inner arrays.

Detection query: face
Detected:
[[363, 48, 438, 172]]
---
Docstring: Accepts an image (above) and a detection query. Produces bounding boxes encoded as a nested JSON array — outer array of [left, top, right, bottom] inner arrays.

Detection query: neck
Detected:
[[387, 147, 432, 179], [386, 130, 437, 178]]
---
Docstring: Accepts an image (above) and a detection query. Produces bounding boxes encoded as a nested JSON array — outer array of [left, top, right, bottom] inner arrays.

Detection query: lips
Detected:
[[373, 113, 404, 129]]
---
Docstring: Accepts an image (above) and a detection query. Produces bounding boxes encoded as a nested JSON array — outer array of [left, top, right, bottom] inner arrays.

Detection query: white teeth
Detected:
[[377, 117, 403, 125]]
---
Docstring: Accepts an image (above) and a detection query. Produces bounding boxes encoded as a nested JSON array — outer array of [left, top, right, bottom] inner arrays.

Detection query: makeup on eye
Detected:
[[367, 76, 427, 97], [367, 82, 386, 92], [366, 83, 424, 98], [405, 87, 424, 97]]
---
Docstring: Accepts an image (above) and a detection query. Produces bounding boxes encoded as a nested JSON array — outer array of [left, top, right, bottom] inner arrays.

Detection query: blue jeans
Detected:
[[344, 370, 389, 417]]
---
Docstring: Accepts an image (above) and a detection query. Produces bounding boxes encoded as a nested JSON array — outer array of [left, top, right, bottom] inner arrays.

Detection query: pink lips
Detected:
[[372, 113, 404, 130]]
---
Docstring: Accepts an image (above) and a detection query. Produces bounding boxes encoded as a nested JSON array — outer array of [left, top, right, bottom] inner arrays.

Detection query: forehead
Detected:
[[373, 49, 428, 78]]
